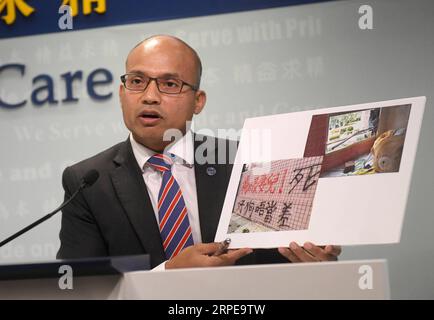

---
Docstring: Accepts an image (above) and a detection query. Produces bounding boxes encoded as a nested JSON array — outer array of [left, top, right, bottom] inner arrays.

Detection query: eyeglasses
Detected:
[[120, 73, 198, 94]]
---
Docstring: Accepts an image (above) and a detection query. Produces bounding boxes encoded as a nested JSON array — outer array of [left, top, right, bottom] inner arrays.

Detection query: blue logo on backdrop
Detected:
[[0, 63, 113, 109]]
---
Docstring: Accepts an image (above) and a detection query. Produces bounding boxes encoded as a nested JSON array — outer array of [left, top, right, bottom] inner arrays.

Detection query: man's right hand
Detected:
[[165, 243, 253, 269]]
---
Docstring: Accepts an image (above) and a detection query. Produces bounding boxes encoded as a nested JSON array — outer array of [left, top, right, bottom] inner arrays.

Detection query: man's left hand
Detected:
[[278, 242, 342, 262]]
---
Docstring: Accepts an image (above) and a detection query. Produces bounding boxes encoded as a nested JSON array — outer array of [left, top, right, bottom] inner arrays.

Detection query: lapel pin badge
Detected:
[[206, 166, 217, 176]]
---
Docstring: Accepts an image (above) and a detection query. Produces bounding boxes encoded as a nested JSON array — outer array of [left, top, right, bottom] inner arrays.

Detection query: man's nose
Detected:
[[141, 79, 161, 105]]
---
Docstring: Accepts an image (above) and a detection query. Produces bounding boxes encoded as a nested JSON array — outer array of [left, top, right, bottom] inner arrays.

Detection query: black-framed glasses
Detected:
[[120, 73, 198, 94]]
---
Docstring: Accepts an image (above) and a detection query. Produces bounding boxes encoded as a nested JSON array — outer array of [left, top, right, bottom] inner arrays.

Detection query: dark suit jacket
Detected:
[[57, 135, 287, 268]]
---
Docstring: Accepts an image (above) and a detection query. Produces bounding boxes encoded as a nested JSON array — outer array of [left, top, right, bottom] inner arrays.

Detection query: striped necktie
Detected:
[[147, 153, 194, 259]]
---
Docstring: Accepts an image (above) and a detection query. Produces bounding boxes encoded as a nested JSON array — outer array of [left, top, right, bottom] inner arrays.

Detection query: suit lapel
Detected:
[[194, 135, 233, 243], [110, 140, 166, 265]]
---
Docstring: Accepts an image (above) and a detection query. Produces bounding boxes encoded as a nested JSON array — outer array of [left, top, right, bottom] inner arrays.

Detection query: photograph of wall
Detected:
[[228, 156, 323, 233], [304, 104, 411, 178]]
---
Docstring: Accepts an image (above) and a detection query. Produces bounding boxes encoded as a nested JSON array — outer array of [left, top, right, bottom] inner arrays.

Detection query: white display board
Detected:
[[216, 96, 426, 248]]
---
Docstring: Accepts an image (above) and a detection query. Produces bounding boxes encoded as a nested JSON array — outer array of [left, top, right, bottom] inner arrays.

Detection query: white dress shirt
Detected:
[[129, 130, 202, 247]]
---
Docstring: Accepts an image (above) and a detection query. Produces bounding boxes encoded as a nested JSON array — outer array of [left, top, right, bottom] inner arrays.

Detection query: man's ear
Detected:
[[119, 84, 125, 104], [193, 90, 206, 115]]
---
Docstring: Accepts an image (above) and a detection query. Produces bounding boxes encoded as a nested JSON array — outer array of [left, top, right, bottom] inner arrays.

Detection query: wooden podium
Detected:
[[0, 259, 389, 300]]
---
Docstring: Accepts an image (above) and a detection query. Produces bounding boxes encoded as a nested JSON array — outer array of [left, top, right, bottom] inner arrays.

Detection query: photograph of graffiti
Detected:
[[303, 104, 411, 177], [228, 156, 323, 233]]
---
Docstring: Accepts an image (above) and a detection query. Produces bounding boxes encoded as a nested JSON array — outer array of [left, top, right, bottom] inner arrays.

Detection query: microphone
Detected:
[[81, 169, 99, 187], [0, 169, 99, 248]]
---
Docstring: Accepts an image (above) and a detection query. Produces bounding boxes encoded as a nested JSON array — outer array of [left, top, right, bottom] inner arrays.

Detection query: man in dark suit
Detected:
[[57, 35, 341, 269]]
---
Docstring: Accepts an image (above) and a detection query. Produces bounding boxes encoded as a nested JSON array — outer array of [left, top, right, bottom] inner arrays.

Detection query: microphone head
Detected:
[[82, 169, 99, 187]]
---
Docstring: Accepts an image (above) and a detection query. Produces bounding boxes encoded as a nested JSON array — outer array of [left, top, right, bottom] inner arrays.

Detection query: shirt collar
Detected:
[[130, 130, 194, 171]]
